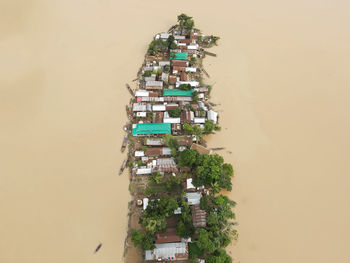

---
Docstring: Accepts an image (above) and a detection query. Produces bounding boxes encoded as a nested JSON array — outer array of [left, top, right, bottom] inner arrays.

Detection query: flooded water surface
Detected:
[[1, 0, 349, 262]]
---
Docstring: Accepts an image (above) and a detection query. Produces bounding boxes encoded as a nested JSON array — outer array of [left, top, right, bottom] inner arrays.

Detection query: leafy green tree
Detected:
[[141, 216, 167, 233], [148, 39, 168, 55], [188, 242, 204, 259], [131, 230, 155, 250], [179, 83, 192, 90], [197, 229, 216, 253], [168, 107, 182, 118], [190, 56, 197, 65], [163, 134, 179, 156], [200, 195, 212, 211], [209, 35, 220, 45], [206, 249, 232, 263], [177, 149, 199, 168], [176, 201, 195, 238], [150, 171, 163, 184], [177, 14, 195, 31], [192, 90, 199, 102], [163, 64, 170, 73], [203, 120, 219, 134], [164, 176, 182, 193], [144, 71, 152, 77]]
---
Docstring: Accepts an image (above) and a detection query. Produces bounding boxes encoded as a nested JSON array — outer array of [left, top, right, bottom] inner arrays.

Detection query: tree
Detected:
[[188, 242, 204, 259], [163, 64, 170, 73], [197, 229, 216, 253], [163, 134, 179, 156], [168, 107, 182, 118], [190, 56, 197, 65], [177, 149, 199, 168], [131, 230, 155, 250], [204, 120, 221, 135], [150, 171, 163, 184], [209, 35, 220, 45], [206, 249, 232, 263], [176, 202, 195, 238], [192, 90, 199, 102], [148, 39, 168, 55], [144, 71, 152, 77], [164, 176, 182, 193], [179, 83, 192, 90], [177, 13, 195, 31]]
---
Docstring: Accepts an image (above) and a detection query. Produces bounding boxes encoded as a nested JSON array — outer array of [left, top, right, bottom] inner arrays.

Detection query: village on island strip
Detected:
[[122, 14, 237, 263]]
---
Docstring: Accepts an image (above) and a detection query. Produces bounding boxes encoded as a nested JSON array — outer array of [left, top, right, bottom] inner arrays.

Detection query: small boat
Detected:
[[125, 83, 134, 96], [121, 136, 128, 152], [119, 159, 127, 175], [94, 243, 102, 253]]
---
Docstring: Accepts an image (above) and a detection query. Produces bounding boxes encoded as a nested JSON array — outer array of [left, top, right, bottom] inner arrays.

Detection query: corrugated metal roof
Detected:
[[159, 61, 171, 67], [146, 138, 164, 146], [152, 105, 166, 111], [146, 80, 163, 87], [132, 103, 147, 112], [170, 52, 188, 60], [163, 89, 193, 97], [145, 242, 188, 261], [132, 123, 171, 135], [186, 192, 201, 205], [208, 110, 218, 124], [135, 90, 149, 97]]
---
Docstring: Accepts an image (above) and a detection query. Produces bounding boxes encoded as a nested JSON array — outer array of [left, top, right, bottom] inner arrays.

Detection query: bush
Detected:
[[188, 242, 204, 259], [144, 71, 152, 77], [148, 39, 168, 55], [168, 107, 182, 118], [179, 84, 192, 90], [131, 230, 155, 251], [164, 176, 182, 193]]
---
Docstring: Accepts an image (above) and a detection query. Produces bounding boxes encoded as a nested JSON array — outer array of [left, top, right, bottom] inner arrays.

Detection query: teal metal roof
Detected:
[[170, 52, 188, 60], [132, 123, 171, 135], [163, 89, 193, 97]]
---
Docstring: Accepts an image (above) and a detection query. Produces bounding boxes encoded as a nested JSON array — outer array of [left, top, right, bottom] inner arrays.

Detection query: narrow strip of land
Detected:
[[123, 14, 236, 263]]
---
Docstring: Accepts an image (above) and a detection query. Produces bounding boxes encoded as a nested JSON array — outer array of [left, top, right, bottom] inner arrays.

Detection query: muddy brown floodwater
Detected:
[[1, 1, 349, 263]]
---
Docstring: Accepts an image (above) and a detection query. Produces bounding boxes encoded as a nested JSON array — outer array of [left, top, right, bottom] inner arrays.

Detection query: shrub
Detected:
[[168, 107, 182, 118]]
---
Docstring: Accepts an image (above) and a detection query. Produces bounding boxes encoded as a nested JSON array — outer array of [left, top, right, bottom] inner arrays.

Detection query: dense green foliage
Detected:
[[163, 134, 180, 156], [177, 148, 200, 168], [164, 176, 182, 193], [203, 120, 221, 134], [148, 39, 168, 55], [168, 107, 182, 118], [139, 196, 178, 233], [179, 83, 192, 90], [143, 71, 152, 77], [177, 149, 234, 192], [150, 171, 163, 184], [183, 123, 203, 137], [166, 35, 177, 50], [177, 14, 195, 31], [131, 230, 155, 250], [176, 200, 195, 238], [188, 242, 204, 259], [192, 90, 199, 102]]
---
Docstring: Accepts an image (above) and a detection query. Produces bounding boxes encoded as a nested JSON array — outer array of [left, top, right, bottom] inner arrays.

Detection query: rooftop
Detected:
[[155, 228, 181, 244], [132, 123, 171, 135], [170, 52, 188, 60], [163, 89, 193, 97], [145, 242, 188, 261]]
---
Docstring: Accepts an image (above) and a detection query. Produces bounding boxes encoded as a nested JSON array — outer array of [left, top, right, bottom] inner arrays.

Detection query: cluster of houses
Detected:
[[130, 29, 217, 262]]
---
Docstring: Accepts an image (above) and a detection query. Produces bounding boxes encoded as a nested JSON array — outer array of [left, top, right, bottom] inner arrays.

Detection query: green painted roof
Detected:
[[163, 89, 193, 97], [132, 123, 171, 135], [170, 52, 188, 60]]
